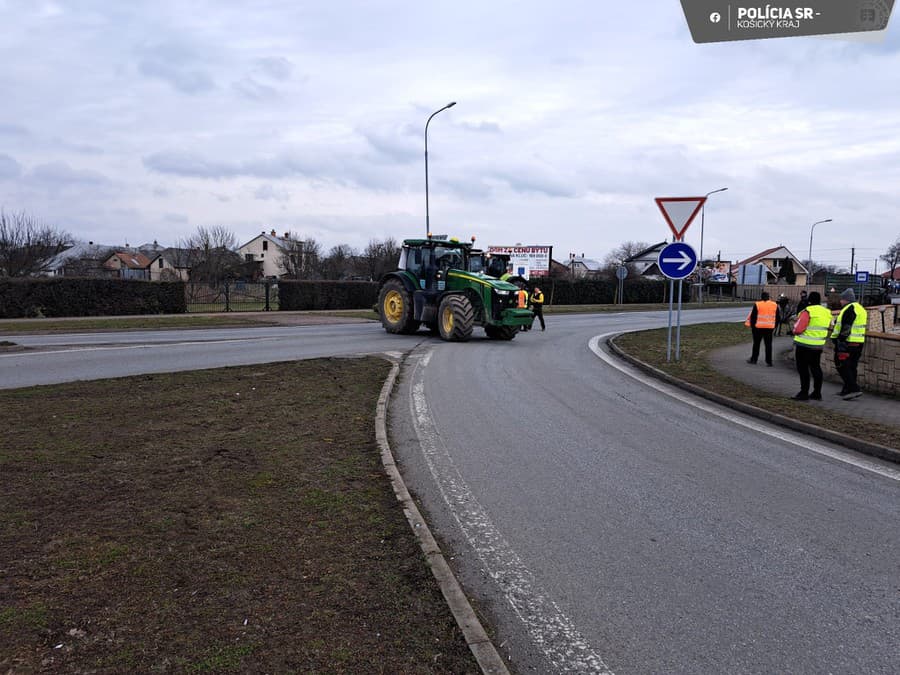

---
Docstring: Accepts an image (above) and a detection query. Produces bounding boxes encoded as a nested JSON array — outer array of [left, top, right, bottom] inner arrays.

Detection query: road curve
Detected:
[[388, 309, 900, 674]]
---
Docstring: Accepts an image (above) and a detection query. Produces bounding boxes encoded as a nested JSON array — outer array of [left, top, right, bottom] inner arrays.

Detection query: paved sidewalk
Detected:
[[708, 335, 900, 430]]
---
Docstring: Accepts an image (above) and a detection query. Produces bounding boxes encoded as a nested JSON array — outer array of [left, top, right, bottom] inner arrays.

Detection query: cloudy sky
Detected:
[[1, 0, 899, 270]]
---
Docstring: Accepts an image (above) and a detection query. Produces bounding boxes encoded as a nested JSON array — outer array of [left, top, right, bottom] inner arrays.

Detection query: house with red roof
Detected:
[[733, 245, 809, 285]]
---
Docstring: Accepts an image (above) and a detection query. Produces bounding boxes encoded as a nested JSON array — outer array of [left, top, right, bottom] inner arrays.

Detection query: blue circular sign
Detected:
[[657, 242, 698, 280]]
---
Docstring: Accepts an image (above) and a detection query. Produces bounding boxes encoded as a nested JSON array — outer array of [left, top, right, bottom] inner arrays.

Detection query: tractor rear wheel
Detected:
[[379, 279, 419, 334], [437, 295, 474, 342], [485, 324, 517, 340]]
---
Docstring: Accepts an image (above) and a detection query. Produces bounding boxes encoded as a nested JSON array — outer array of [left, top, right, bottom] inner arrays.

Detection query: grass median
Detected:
[[0, 358, 478, 673], [614, 323, 899, 449]]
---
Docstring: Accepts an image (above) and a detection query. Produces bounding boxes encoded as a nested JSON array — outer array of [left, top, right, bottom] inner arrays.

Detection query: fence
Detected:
[[185, 281, 278, 313]]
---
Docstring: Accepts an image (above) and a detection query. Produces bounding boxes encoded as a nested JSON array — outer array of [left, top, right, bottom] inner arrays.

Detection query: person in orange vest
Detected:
[[744, 291, 778, 366]]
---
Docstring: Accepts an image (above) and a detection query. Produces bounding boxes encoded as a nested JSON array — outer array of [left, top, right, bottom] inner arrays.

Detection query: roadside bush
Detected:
[[538, 279, 685, 305], [279, 280, 379, 310], [0, 278, 187, 318]]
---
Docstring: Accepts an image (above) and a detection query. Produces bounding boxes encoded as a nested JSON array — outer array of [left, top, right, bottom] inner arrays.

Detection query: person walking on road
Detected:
[[745, 291, 778, 366], [530, 286, 545, 331], [790, 291, 830, 401], [831, 288, 868, 400]]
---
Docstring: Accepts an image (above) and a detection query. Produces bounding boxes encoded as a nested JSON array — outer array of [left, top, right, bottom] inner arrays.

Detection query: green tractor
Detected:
[[378, 237, 532, 341]]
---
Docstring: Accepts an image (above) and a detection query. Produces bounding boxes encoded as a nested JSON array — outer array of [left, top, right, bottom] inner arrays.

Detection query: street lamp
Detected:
[[698, 187, 728, 303], [807, 218, 832, 287], [424, 101, 456, 236]]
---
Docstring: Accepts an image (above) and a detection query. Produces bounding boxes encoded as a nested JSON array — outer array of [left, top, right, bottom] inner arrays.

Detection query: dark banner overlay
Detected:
[[681, 0, 894, 42]]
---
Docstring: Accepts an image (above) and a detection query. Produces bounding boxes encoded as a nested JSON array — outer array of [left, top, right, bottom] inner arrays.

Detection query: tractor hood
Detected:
[[446, 270, 520, 292]]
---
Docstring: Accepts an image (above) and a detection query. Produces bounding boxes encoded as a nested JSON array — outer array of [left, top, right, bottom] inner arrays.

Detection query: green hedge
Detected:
[[0, 278, 187, 318], [537, 279, 688, 305], [279, 280, 379, 310]]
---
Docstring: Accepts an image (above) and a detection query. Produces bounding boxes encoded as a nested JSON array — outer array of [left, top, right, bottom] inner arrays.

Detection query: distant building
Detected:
[[624, 241, 669, 277], [238, 230, 308, 278], [147, 248, 193, 281], [43, 242, 118, 277], [103, 251, 152, 280], [734, 245, 809, 285]]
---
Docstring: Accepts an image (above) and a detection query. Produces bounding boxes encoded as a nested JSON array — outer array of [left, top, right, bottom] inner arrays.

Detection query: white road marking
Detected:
[[0, 337, 280, 358], [408, 350, 613, 674], [589, 333, 900, 483]]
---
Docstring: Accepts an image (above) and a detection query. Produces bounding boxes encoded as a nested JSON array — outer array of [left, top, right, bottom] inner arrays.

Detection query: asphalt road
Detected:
[[4, 310, 899, 674], [389, 309, 900, 674]]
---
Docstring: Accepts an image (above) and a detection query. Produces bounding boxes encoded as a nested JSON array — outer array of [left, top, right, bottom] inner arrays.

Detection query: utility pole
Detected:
[[850, 247, 855, 273]]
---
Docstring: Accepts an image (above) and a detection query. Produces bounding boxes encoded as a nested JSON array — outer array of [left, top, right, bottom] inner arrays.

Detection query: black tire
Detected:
[[437, 295, 474, 342], [378, 279, 419, 334], [485, 324, 517, 341]]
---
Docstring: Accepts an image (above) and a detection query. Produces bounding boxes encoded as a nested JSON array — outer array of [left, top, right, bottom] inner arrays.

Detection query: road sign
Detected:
[[616, 266, 628, 280], [658, 242, 698, 280], [655, 197, 706, 241], [855, 271, 869, 283]]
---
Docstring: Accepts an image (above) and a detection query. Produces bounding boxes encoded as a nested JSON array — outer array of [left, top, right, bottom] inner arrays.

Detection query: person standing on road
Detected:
[[831, 288, 868, 400], [530, 286, 545, 331], [745, 291, 778, 366], [790, 291, 830, 401]]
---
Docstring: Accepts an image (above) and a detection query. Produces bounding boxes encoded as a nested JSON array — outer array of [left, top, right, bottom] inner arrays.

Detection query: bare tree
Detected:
[[278, 232, 322, 279], [359, 237, 401, 281], [602, 241, 651, 277], [0, 209, 73, 276], [179, 226, 241, 283], [321, 244, 358, 280], [881, 237, 900, 281]]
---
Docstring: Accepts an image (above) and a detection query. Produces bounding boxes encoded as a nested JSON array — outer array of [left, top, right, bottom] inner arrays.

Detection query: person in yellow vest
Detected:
[[831, 287, 867, 400], [530, 286, 545, 331], [744, 291, 778, 366], [790, 291, 830, 401]]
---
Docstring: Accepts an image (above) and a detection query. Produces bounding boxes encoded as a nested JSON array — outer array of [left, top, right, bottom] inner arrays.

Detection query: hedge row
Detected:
[[536, 279, 689, 305], [278, 280, 379, 311], [0, 278, 187, 318]]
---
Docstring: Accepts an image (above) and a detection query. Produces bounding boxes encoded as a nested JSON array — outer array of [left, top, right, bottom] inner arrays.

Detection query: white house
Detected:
[[237, 230, 306, 278]]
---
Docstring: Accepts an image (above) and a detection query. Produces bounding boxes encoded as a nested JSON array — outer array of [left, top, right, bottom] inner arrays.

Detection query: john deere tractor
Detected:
[[378, 237, 532, 341]]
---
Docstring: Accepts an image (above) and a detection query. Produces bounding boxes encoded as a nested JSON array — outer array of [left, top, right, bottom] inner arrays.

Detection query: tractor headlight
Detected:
[[495, 290, 509, 296]]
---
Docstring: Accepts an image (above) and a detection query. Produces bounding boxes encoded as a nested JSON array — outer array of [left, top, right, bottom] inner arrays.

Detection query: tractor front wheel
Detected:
[[437, 295, 474, 342], [378, 279, 419, 334]]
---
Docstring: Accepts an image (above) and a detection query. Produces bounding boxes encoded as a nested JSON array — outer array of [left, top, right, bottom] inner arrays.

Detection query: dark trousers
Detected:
[[835, 345, 863, 393], [532, 306, 545, 330], [750, 327, 774, 364], [795, 344, 823, 396]]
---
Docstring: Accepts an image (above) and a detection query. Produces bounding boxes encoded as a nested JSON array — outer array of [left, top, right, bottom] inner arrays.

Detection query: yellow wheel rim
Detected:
[[384, 290, 403, 323], [441, 306, 454, 333]]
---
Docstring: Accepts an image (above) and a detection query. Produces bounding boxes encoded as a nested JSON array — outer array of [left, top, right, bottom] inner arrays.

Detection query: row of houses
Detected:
[[45, 230, 307, 281]]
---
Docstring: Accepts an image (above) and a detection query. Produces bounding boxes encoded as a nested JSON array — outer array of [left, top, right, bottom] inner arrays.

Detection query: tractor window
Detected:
[[469, 255, 484, 274], [401, 247, 424, 275], [435, 246, 463, 270]]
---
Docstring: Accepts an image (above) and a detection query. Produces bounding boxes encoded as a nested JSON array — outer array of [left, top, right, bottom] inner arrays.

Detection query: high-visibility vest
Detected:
[[516, 290, 528, 308], [532, 291, 544, 305], [831, 302, 867, 344], [744, 299, 777, 328], [793, 304, 831, 347]]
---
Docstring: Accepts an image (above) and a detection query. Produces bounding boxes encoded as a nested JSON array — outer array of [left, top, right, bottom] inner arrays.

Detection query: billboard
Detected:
[[487, 245, 552, 278], [703, 261, 733, 284]]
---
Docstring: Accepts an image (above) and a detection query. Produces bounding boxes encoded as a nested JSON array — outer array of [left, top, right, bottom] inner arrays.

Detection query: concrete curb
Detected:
[[375, 355, 510, 675], [606, 335, 900, 465]]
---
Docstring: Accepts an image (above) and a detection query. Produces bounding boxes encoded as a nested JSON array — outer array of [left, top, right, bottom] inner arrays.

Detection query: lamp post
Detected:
[[698, 187, 728, 304], [806, 218, 832, 287], [424, 101, 456, 236]]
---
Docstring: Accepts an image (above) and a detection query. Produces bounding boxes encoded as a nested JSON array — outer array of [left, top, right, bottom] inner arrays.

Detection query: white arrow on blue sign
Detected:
[[657, 242, 698, 280]]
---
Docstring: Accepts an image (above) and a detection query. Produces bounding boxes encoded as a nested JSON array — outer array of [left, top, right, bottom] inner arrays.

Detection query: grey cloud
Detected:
[[0, 154, 23, 180], [137, 40, 215, 94], [360, 129, 419, 163], [143, 150, 331, 180], [233, 76, 279, 101], [254, 184, 291, 202], [30, 161, 109, 185], [255, 56, 293, 81], [0, 123, 30, 138], [492, 168, 577, 199], [460, 121, 502, 134]]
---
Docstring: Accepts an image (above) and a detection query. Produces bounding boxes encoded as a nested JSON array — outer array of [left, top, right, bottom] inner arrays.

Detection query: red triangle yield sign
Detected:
[[655, 197, 706, 241]]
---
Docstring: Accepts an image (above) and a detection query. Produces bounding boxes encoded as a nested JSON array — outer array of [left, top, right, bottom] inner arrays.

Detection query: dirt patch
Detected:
[[0, 358, 477, 673]]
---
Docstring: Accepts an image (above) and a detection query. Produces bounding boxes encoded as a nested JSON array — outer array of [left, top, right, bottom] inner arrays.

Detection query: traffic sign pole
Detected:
[[667, 280, 674, 361]]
